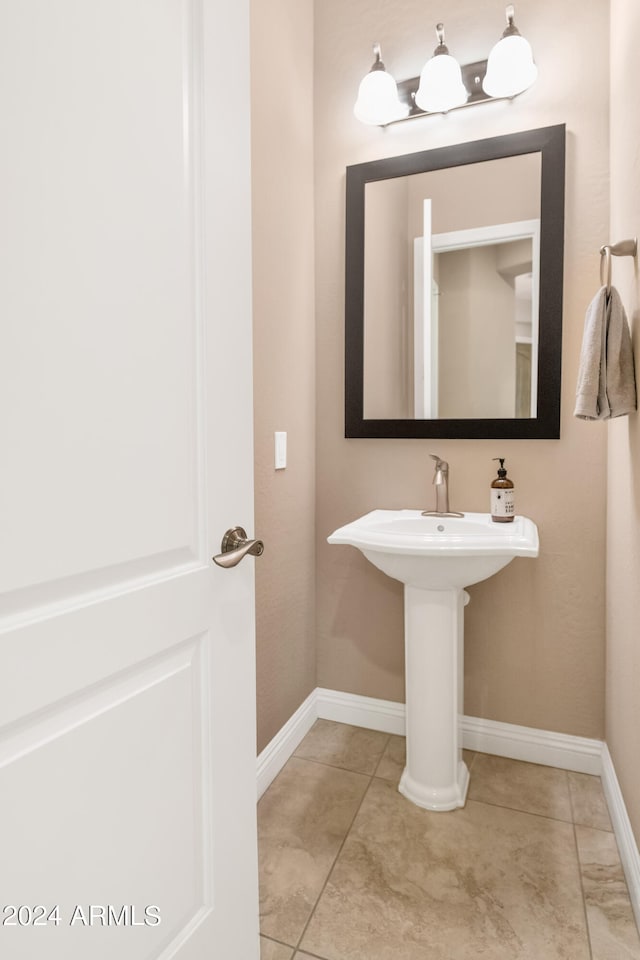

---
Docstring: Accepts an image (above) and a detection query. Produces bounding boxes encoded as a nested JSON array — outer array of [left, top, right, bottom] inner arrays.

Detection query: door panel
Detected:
[[0, 0, 258, 957], [1, 0, 202, 604], [2, 636, 209, 950]]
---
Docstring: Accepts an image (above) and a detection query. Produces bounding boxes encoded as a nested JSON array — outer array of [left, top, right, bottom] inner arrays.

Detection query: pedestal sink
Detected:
[[328, 510, 539, 811]]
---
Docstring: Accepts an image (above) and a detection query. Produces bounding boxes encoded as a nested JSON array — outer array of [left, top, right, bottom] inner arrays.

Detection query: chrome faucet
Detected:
[[421, 455, 464, 518]]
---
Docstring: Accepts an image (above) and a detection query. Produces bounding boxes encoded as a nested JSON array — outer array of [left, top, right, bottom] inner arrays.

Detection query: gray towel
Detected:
[[574, 286, 637, 420]]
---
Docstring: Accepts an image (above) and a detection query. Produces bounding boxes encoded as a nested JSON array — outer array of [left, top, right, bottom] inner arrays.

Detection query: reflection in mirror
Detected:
[[434, 236, 536, 419], [346, 125, 565, 439], [363, 154, 541, 420], [420, 221, 539, 420]]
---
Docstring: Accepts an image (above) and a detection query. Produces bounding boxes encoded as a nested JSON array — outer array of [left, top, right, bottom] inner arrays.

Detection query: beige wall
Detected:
[[251, 0, 316, 752], [607, 0, 640, 842], [315, 0, 609, 737]]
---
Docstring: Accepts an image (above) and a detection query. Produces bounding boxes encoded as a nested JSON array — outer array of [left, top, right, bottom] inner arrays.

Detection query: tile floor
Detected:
[[258, 720, 640, 960]]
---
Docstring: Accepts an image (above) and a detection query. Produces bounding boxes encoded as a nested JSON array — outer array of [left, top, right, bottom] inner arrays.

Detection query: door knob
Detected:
[[212, 526, 264, 568]]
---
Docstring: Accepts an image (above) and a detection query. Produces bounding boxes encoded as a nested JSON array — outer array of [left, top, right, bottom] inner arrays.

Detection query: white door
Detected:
[[0, 2, 259, 959]]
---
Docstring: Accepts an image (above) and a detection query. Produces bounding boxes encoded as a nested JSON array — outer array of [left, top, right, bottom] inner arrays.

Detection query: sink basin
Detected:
[[328, 509, 539, 811], [328, 509, 539, 590]]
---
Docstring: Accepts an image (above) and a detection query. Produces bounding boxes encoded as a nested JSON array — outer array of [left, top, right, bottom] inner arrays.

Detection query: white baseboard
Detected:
[[316, 687, 405, 735], [461, 715, 603, 775], [316, 689, 602, 775], [258, 688, 604, 799], [256, 689, 317, 799], [601, 744, 640, 931]]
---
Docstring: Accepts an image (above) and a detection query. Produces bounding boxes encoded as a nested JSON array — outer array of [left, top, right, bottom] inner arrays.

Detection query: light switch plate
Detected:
[[275, 431, 287, 469]]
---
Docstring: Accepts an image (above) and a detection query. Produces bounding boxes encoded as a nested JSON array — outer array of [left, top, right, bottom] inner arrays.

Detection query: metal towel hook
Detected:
[[599, 237, 638, 294]]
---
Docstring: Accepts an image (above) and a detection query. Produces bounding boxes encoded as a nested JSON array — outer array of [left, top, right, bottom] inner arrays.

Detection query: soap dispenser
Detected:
[[491, 458, 515, 523]]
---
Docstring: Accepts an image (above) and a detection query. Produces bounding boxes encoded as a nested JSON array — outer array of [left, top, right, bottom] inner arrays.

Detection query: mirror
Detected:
[[345, 125, 565, 439]]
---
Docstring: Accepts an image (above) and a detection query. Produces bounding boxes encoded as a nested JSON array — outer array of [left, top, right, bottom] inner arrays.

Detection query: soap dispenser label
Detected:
[[491, 488, 514, 518]]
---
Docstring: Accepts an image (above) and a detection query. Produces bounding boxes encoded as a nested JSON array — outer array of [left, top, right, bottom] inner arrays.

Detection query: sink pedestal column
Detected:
[[399, 585, 469, 811]]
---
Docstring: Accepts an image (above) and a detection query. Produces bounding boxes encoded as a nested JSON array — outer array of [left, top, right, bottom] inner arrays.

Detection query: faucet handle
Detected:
[[429, 453, 447, 468]]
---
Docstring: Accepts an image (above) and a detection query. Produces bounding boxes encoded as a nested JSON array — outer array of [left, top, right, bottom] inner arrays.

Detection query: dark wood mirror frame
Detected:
[[344, 124, 566, 439]]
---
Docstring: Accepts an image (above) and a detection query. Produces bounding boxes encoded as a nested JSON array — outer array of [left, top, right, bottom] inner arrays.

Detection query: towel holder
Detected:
[[600, 237, 638, 294]]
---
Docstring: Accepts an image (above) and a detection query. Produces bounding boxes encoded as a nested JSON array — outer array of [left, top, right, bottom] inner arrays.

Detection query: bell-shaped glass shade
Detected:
[[354, 68, 409, 125], [483, 34, 538, 98], [415, 53, 468, 114]]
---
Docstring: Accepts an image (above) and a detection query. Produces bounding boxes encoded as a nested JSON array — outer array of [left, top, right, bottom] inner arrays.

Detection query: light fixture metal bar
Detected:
[[390, 58, 505, 125]]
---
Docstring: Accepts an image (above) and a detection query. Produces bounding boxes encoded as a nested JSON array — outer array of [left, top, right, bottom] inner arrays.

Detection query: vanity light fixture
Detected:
[[354, 4, 537, 126]]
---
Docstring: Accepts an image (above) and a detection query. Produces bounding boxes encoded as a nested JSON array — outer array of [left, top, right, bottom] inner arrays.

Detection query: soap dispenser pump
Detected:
[[491, 458, 515, 523]]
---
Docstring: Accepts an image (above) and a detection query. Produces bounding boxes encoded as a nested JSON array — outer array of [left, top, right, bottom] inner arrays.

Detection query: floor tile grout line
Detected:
[[371, 733, 393, 778], [465, 750, 478, 773], [467, 794, 578, 826], [289, 734, 391, 777], [572, 819, 595, 960], [291, 948, 332, 960], [465, 764, 583, 826], [293, 768, 378, 955], [304, 757, 376, 776], [565, 769, 576, 823], [567, 770, 615, 834], [566, 771, 595, 958], [260, 933, 299, 952]]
